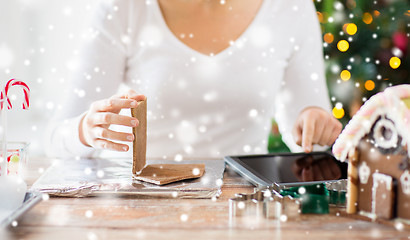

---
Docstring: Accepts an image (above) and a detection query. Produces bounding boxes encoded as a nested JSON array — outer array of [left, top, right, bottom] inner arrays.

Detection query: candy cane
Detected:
[[0, 79, 30, 177], [0, 79, 30, 110]]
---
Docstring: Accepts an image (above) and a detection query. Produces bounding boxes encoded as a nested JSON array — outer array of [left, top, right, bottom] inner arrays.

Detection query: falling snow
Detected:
[[249, 109, 258, 118], [0, 3, 407, 235], [97, 170, 104, 178], [192, 168, 200, 176], [84, 167, 92, 175], [87, 232, 98, 240], [243, 145, 251, 153], [215, 179, 223, 187], [174, 154, 183, 162], [85, 210, 93, 218], [203, 91, 218, 102], [42, 194, 50, 201], [180, 214, 188, 222]]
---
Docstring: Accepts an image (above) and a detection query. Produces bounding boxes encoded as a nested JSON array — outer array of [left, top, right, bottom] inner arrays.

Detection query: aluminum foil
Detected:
[[31, 158, 225, 199]]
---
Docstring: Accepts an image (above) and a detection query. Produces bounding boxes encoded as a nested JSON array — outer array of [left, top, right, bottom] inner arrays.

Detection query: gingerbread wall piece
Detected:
[[359, 162, 370, 184], [401, 170, 410, 195], [131, 99, 147, 174], [333, 84, 410, 224], [130, 99, 207, 185], [372, 173, 395, 219], [134, 164, 205, 185], [346, 148, 359, 214]]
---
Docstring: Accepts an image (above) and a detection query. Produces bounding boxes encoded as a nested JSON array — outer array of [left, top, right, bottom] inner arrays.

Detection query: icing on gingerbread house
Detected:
[[333, 84, 410, 223]]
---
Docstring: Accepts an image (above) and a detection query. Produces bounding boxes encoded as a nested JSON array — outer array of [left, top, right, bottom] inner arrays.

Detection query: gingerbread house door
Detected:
[[372, 173, 395, 219]]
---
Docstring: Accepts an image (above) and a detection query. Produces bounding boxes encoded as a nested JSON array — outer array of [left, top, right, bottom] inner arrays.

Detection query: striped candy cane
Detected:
[[0, 79, 30, 177], [0, 79, 30, 110]]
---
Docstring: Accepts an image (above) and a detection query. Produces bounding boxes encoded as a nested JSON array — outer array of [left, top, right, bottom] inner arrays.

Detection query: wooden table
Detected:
[[1, 158, 409, 240]]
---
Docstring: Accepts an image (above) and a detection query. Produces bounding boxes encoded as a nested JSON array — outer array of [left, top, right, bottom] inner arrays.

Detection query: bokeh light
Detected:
[[363, 12, 373, 24], [323, 33, 334, 44], [346, 23, 357, 35], [389, 57, 401, 69], [364, 80, 375, 91], [340, 70, 351, 81], [332, 106, 345, 119], [337, 40, 349, 52], [317, 12, 324, 23], [373, 10, 380, 17]]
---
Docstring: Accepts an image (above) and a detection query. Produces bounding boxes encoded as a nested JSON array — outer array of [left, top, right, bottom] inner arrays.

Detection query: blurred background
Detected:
[[0, 0, 409, 157], [0, 0, 96, 156], [270, 0, 410, 152]]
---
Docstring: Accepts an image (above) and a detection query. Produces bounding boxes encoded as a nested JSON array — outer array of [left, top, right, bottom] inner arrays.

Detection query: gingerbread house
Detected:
[[333, 84, 410, 223]]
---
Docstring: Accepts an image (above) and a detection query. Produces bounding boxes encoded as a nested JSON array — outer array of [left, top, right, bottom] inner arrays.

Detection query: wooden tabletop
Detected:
[[1, 157, 409, 240]]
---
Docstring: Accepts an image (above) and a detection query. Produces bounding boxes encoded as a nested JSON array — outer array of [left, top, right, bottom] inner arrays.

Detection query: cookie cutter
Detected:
[[229, 188, 300, 220], [229, 180, 348, 219], [326, 179, 347, 206]]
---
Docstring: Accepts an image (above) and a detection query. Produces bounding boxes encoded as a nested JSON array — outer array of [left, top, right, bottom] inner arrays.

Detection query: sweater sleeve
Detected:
[[45, 1, 133, 158], [275, 0, 332, 152]]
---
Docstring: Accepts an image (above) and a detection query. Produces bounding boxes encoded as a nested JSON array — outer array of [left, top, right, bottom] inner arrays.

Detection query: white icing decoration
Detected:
[[372, 118, 398, 150], [359, 210, 376, 221], [359, 162, 371, 184], [400, 170, 410, 196], [372, 172, 393, 191], [333, 85, 410, 163], [371, 173, 393, 216]]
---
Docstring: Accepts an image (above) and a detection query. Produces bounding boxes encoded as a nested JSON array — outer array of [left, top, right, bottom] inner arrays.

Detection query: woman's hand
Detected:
[[79, 90, 146, 152], [292, 107, 342, 153]]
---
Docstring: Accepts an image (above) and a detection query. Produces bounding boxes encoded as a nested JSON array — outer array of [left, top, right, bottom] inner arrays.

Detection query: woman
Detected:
[[46, 0, 342, 159]]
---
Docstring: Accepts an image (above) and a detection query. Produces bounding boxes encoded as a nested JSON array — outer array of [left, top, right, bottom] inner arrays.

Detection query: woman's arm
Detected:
[[45, 1, 135, 158], [275, 0, 341, 152]]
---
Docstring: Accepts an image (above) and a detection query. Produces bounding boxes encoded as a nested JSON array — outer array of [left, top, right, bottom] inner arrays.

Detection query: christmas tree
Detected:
[[318, 0, 410, 123], [268, 0, 409, 153]]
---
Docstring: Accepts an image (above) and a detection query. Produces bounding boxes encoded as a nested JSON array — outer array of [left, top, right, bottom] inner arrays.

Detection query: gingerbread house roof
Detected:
[[333, 84, 410, 162]]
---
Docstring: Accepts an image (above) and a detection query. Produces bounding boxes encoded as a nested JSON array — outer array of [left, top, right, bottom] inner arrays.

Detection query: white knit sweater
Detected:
[[45, 0, 331, 159]]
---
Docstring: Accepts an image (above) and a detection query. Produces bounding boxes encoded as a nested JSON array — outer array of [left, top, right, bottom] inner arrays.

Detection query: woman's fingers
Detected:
[[92, 127, 134, 142], [93, 138, 130, 152], [294, 107, 343, 152], [83, 113, 137, 152], [92, 91, 146, 112], [312, 121, 325, 144], [90, 127, 134, 151], [90, 112, 138, 127], [292, 125, 303, 146], [301, 118, 315, 152], [126, 91, 146, 101], [111, 91, 146, 102], [79, 91, 146, 152], [318, 125, 333, 146], [91, 98, 138, 112], [317, 119, 342, 146], [329, 121, 343, 145]]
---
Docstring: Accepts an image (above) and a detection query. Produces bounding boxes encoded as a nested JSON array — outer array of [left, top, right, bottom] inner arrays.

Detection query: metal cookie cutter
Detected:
[[229, 188, 300, 220], [326, 179, 347, 206]]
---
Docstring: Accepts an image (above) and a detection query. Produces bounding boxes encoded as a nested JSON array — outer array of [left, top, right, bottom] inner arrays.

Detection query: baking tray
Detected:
[[31, 158, 225, 198], [0, 191, 43, 228]]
